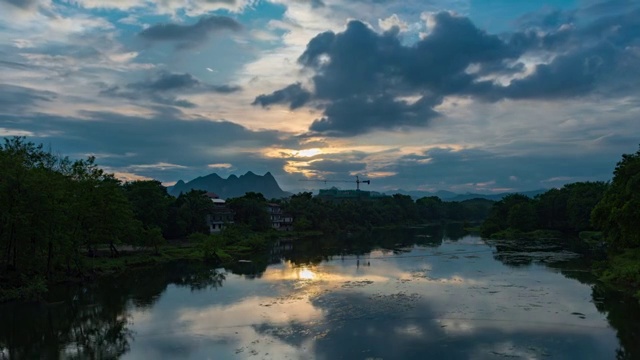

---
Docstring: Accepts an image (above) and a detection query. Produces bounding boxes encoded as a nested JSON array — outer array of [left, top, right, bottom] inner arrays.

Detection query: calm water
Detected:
[[1, 226, 639, 359]]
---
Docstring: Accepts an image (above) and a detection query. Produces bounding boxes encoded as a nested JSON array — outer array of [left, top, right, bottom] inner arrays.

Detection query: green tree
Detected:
[[481, 194, 535, 236], [227, 192, 271, 231], [167, 190, 214, 238], [122, 180, 172, 232], [507, 201, 537, 232], [565, 182, 608, 232], [592, 146, 640, 249]]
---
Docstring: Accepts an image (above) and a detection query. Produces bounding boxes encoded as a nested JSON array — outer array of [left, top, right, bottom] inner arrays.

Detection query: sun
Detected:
[[295, 148, 322, 157], [299, 267, 316, 280]]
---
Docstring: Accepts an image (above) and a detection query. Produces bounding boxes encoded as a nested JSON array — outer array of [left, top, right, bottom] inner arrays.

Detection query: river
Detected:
[[1, 226, 638, 359]]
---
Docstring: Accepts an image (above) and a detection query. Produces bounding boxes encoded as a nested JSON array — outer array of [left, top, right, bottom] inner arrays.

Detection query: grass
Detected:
[[1, 227, 326, 303], [488, 228, 564, 240], [598, 248, 640, 299]]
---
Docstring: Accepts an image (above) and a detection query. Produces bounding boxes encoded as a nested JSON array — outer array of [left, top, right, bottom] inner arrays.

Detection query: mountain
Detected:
[[446, 189, 547, 202], [391, 189, 547, 201], [168, 171, 290, 199]]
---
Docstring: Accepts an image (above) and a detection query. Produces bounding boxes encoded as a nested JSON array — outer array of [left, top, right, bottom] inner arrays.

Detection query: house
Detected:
[[267, 203, 293, 231], [204, 192, 234, 233]]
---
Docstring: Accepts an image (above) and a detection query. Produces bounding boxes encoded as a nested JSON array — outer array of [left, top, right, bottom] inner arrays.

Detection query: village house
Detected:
[[267, 203, 293, 231], [204, 192, 234, 233]]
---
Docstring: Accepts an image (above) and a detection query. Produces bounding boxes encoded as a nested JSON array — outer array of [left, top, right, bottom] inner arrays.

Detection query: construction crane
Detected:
[[299, 175, 371, 191]]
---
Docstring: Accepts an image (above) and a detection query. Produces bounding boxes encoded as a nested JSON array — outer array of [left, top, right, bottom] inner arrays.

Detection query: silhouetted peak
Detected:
[[203, 173, 222, 180], [175, 180, 185, 186], [168, 170, 289, 199]]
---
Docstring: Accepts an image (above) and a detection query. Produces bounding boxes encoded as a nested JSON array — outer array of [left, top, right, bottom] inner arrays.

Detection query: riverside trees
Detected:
[[0, 137, 212, 300], [0, 138, 141, 284], [480, 182, 609, 238]]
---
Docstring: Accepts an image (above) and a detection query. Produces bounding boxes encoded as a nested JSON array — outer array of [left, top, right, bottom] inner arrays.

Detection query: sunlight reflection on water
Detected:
[[120, 235, 620, 360]]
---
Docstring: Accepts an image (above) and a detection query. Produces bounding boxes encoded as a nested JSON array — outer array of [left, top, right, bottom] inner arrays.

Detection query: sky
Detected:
[[1, 0, 639, 194]]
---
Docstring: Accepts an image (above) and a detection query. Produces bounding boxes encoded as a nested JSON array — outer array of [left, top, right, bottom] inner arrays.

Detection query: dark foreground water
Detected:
[[1, 227, 639, 359]]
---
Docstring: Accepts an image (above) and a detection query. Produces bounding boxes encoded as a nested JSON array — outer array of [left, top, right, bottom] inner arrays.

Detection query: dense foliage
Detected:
[[590, 146, 640, 296], [0, 138, 213, 301], [0, 137, 492, 302], [277, 193, 493, 233], [591, 146, 640, 250], [480, 145, 640, 297], [480, 182, 609, 238]]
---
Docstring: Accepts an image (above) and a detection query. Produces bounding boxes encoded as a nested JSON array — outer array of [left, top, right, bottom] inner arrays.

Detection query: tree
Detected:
[[592, 146, 640, 249], [166, 190, 214, 238], [535, 188, 569, 231], [481, 194, 534, 236], [122, 180, 172, 232], [565, 182, 608, 232], [227, 192, 271, 231]]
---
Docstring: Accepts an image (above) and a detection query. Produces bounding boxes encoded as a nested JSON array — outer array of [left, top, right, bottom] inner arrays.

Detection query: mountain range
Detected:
[[390, 189, 547, 201], [168, 170, 547, 202], [168, 171, 290, 199]]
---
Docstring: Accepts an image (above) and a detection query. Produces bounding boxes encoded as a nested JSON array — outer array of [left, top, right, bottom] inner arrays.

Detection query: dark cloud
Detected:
[[128, 71, 241, 93], [0, 84, 56, 113], [0, 0, 39, 10], [309, 0, 324, 8], [369, 146, 620, 192], [255, 8, 640, 137], [100, 71, 240, 108], [100, 85, 196, 108], [304, 159, 367, 174], [0, 109, 298, 182], [138, 15, 242, 49], [582, 0, 634, 15], [516, 8, 576, 30], [308, 94, 441, 137], [286, 0, 324, 8], [255, 13, 517, 136], [499, 43, 617, 99], [252, 83, 311, 109], [0, 60, 34, 70]]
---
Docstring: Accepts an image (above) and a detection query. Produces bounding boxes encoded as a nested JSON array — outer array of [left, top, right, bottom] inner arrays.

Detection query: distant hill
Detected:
[[168, 171, 290, 199], [391, 189, 547, 201]]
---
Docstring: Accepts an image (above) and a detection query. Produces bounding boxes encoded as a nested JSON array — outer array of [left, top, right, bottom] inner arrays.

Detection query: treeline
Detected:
[[480, 145, 640, 297], [0, 136, 495, 302], [0, 138, 216, 299], [480, 182, 609, 238], [279, 193, 493, 232], [196, 187, 495, 235]]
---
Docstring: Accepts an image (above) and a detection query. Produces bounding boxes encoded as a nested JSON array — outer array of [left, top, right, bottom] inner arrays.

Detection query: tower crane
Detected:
[[299, 175, 371, 191]]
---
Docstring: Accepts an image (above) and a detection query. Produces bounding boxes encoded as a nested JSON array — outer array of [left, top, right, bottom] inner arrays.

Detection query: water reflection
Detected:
[[1, 225, 638, 359], [0, 263, 226, 359]]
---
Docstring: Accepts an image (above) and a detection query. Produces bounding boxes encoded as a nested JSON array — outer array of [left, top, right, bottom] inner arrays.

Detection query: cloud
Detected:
[[138, 15, 242, 49], [515, 8, 576, 30], [0, 84, 56, 113], [254, 8, 640, 137], [208, 163, 233, 169], [0, 0, 40, 10], [128, 71, 241, 93], [64, 0, 249, 15], [0, 108, 299, 182], [378, 14, 408, 32], [369, 146, 618, 192], [100, 71, 241, 108], [252, 83, 311, 109], [308, 94, 441, 137], [305, 159, 367, 174]]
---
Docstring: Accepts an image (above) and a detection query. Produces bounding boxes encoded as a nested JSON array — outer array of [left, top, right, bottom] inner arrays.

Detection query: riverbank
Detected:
[[482, 228, 640, 300], [0, 229, 321, 303]]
